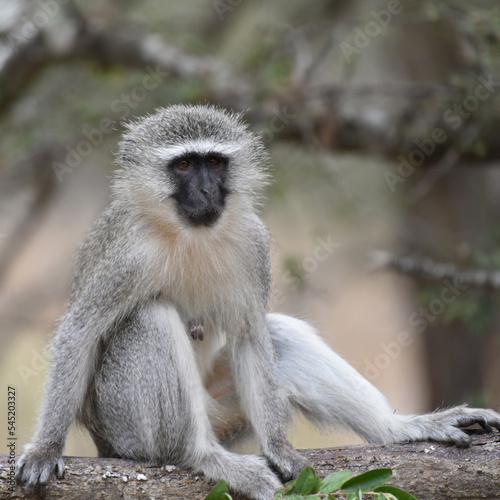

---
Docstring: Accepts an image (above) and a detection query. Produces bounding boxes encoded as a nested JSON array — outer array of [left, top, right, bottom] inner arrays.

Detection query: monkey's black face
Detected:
[[168, 153, 229, 227]]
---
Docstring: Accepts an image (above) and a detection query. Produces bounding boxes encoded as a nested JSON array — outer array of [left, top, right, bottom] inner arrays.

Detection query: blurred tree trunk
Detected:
[[375, 4, 500, 410], [405, 162, 500, 408]]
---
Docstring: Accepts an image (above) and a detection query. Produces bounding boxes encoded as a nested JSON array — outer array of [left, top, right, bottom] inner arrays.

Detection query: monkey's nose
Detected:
[[201, 186, 216, 200]]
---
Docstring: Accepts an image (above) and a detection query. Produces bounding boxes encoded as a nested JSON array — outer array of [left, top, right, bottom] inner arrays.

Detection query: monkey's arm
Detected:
[[16, 227, 145, 495], [229, 318, 307, 480], [224, 219, 306, 479]]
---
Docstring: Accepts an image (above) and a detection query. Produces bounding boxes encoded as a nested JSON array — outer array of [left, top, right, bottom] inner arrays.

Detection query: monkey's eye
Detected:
[[207, 157, 220, 167], [178, 159, 191, 169]]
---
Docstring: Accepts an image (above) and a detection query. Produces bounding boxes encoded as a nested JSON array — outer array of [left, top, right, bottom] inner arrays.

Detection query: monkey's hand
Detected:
[[16, 443, 65, 498], [400, 405, 500, 447]]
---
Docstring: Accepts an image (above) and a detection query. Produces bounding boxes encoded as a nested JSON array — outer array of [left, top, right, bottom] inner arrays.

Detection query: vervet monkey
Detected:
[[16, 105, 500, 500]]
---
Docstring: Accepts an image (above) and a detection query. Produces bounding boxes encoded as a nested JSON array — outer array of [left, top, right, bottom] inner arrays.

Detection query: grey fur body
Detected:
[[17, 105, 500, 500]]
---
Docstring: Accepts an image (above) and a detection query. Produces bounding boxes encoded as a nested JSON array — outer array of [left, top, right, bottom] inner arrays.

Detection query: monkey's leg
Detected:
[[89, 301, 280, 500], [205, 353, 255, 448], [267, 313, 500, 446]]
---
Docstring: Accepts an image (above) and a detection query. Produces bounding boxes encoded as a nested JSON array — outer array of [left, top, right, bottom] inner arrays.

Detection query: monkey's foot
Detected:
[[399, 405, 500, 447], [265, 444, 308, 482]]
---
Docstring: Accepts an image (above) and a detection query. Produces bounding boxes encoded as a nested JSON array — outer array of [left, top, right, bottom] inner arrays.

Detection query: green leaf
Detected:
[[319, 470, 352, 492], [204, 480, 230, 500], [279, 476, 300, 497], [341, 468, 392, 493], [374, 485, 418, 500], [276, 480, 293, 497], [274, 488, 285, 499], [292, 466, 322, 495]]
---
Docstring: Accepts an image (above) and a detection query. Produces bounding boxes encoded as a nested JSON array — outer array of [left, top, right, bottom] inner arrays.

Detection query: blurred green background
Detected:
[[1, 0, 500, 457]]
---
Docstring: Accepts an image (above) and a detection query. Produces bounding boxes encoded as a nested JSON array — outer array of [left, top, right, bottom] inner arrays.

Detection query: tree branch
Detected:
[[0, 2, 251, 114], [4, 3, 500, 162], [373, 250, 500, 290], [2, 434, 499, 499]]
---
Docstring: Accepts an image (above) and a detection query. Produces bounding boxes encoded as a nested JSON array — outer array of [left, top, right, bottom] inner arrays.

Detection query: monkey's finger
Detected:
[[16, 461, 38, 491], [23, 470, 39, 492], [38, 468, 51, 498], [15, 459, 25, 482], [447, 428, 471, 447], [486, 414, 500, 432], [55, 458, 65, 479], [462, 408, 500, 432], [479, 422, 493, 433]]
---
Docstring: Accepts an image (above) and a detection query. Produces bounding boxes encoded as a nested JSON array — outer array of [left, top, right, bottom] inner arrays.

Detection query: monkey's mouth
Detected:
[[182, 205, 222, 227]]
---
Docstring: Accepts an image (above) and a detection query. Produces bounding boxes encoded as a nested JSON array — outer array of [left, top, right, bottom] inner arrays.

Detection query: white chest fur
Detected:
[[150, 219, 248, 321]]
